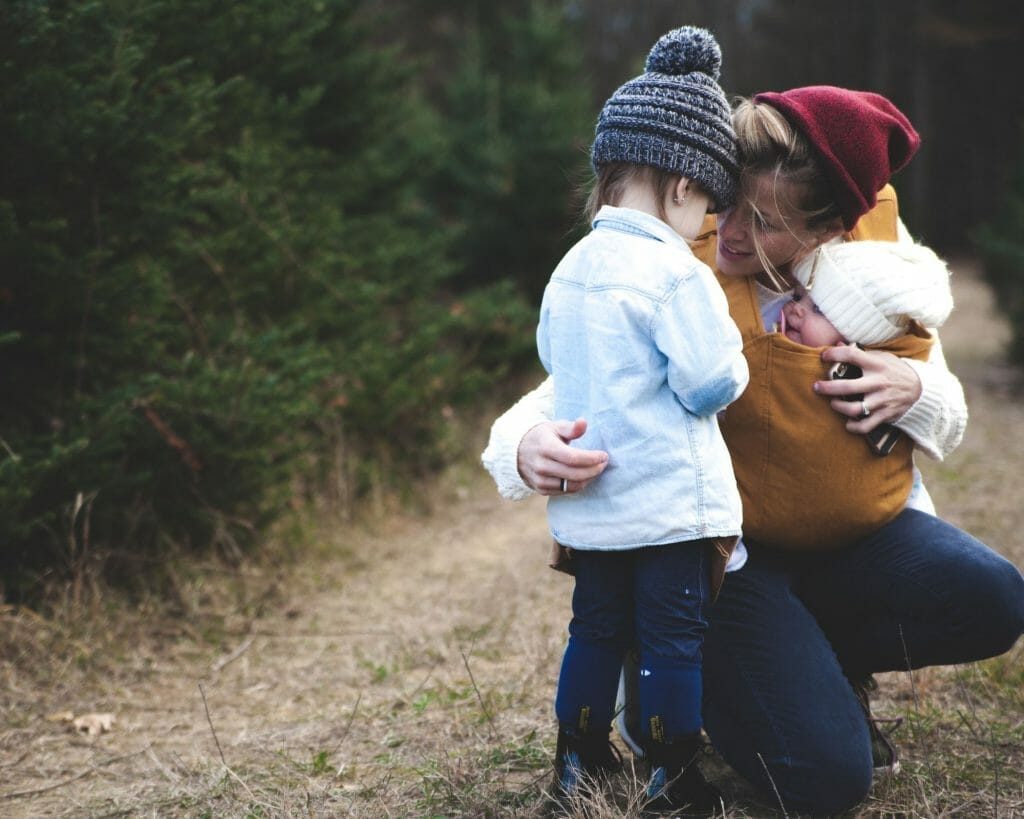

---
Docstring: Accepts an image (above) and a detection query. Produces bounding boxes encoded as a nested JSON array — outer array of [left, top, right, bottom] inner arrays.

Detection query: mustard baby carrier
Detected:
[[693, 186, 932, 551]]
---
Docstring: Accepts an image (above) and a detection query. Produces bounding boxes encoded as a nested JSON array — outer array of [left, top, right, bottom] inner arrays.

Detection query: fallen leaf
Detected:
[[73, 713, 115, 735]]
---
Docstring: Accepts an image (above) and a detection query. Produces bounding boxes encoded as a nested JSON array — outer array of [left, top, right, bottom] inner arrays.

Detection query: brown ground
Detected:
[[1, 259, 1021, 817]]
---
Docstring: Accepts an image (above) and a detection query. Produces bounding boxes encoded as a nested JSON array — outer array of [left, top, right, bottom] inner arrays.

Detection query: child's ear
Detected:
[[674, 177, 691, 204]]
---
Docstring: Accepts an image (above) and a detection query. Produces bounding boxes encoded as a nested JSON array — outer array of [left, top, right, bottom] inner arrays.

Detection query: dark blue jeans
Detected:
[[702, 509, 1024, 815], [567, 542, 710, 659], [557, 542, 711, 739]]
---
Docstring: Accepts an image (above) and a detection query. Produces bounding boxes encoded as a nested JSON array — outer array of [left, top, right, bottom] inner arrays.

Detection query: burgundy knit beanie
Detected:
[[753, 86, 920, 230]]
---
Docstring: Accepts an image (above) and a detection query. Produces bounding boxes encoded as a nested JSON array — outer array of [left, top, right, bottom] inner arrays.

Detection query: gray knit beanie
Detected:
[[591, 26, 739, 211]]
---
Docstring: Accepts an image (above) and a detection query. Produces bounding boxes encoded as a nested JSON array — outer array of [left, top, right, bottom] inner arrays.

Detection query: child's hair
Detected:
[[584, 163, 682, 225], [732, 97, 844, 287]]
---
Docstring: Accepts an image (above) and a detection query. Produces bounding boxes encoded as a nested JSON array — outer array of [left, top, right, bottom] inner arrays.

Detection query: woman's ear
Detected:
[[814, 220, 845, 246]]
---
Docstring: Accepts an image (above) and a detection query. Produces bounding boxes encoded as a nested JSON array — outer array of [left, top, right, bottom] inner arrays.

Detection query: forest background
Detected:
[[2, 0, 1024, 600], [3, 2, 1024, 816]]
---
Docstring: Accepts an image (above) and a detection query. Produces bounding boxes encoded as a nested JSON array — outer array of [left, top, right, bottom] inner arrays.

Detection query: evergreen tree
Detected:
[[0, 0, 538, 597], [400, 0, 595, 301], [975, 131, 1024, 363]]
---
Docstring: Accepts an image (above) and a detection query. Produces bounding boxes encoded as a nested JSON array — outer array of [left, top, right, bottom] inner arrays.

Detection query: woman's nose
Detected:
[[718, 207, 746, 240]]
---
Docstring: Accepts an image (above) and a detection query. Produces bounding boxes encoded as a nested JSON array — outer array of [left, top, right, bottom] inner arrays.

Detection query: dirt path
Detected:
[[2, 438, 570, 816], [2, 261, 1021, 817]]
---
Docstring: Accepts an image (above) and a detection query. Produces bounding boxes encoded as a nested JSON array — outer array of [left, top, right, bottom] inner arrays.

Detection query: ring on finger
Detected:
[[860, 400, 871, 419], [560, 478, 568, 493]]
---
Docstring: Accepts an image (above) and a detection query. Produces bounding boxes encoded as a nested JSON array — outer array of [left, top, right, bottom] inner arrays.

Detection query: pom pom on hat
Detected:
[[792, 240, 953, 347], [592, 27, 738, 211], [753, 87, 920, 230], [645, 26, 722, 77]]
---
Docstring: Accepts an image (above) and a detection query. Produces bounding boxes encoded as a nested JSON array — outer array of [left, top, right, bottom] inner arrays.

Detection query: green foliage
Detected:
[[1, 0, 577, 598], [309, 750, 331, 776], [411, 0, 594, 301], [974, 130, 1024, 363]]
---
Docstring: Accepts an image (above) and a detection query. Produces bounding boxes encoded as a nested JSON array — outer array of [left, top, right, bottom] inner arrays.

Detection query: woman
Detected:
[[482, 86, 1024, 814]]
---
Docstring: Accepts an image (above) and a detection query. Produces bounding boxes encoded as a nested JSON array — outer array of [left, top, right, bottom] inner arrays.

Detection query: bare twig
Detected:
[[756, 751, 789, 819], [991, 723, 1000, 819], [247, 628, 395, 638], [952, 665, 986, 744], [0, 749, 31, 770], [140, 404, 203, 476], [408, 669, 435, 700], [0, 437, 19, 461], [898, 623, 920, 714], [330, 693, 362, 760], [198, 682, 227, 766], [460, 647, 498, 740], [145, 744, 181, 785], [913, 767, 936, 816], [210, 634, 255, 674], [1, 746, 149, 801]]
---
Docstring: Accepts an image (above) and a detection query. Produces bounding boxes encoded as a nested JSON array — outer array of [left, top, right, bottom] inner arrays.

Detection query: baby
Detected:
[[780, 240, 953, 349], [729, 237, 954, 551]]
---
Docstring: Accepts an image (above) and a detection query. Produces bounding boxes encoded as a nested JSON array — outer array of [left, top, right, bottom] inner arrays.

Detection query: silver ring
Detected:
[[860, 400, 871, 418], [560, 478, 568, 493]]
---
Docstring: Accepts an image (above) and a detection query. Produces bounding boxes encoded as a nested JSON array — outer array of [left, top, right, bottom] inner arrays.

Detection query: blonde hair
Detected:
[[732, 97, 844, 288], [584, 163, 681, 224]]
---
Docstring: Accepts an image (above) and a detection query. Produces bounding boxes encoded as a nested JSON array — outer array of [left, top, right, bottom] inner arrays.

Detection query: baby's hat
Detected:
[[793, 240, 953, 346], [591, 26, 738, 212]]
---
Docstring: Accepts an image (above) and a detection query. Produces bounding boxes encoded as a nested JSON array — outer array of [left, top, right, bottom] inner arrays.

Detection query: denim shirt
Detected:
[[537, 205, 748, 550]]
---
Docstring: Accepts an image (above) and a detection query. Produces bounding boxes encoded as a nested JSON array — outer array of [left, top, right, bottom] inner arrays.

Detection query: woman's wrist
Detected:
[[481, 424, 536, 500], [892, 357, 966, 460], [480, 379, 555, 500]]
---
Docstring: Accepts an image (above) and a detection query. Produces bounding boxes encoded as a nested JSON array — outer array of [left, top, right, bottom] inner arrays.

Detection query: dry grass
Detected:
[[1, 259, 1022, 818]]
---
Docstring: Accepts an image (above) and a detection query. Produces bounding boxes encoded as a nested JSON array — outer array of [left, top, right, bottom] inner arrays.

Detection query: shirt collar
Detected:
[[592, 205, 689, 251]]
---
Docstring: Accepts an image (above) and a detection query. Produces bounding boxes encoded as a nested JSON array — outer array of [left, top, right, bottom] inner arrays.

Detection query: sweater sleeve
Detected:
[[893, 331, 967, 461], [480, 376, 555, 500], [888, 222, 967, 460]]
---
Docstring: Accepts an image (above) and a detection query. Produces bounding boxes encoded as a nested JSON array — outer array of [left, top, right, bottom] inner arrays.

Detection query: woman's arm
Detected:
[[480, 376, 609, 499], [895, 335, 967, 459], [814, 225, 965, 460], [815, 331, 967, 460]]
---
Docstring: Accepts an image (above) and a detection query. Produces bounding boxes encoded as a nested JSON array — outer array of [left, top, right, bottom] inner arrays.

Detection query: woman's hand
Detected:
[[517, 418, 609, 495], [815, 344, 922, 434]]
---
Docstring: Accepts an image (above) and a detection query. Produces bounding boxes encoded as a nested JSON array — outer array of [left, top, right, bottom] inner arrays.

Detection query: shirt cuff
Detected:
[[894, 358, 955, 460], [481, 426, 535, 501], [480, 380, 554, 500]]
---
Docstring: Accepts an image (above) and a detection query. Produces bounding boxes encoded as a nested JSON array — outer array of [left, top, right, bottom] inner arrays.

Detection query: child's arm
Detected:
[[656, 266, 749, 417]]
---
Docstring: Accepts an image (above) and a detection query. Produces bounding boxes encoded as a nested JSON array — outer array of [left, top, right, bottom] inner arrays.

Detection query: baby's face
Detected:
[[780, 285, 844, 347]]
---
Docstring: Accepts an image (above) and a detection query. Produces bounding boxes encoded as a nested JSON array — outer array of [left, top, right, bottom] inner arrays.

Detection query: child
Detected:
[[536, 26, 747, 814], [735, 238, 954, 550]]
